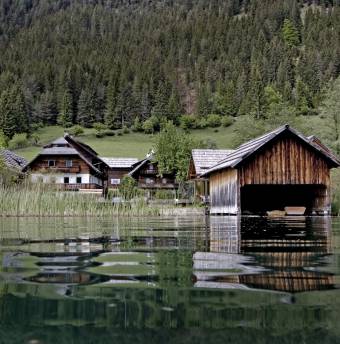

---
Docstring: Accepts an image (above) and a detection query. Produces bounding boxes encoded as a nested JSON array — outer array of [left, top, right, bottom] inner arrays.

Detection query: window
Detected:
[[162, 178, 167, 184], [65, 160, 73, 167], [48, 160, 56, 167], [111, 179, 121, 185], [76, 177, 82, 184], [64, 177, 70, 184]]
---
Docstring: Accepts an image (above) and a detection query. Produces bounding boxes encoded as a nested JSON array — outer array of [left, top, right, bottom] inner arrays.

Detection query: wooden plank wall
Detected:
[[238, 137, 331, 187], [210, 169, 239, 214], [31, 156, 90, 174]]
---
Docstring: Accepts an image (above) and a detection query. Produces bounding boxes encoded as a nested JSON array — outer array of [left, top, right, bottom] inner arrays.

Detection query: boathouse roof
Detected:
[[201, 124, 340, 176]]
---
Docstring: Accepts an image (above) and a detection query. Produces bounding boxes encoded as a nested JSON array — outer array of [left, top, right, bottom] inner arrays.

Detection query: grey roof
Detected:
[[100, 157, 138, 168], [24, 137, 102, 175], [128, 158, 149, 177], [40, 147, 79, 155], [191, 149, 233, 176], [51, 137, 68, 145], [0, 149, 27, 171], [201, 124, 340, 176]]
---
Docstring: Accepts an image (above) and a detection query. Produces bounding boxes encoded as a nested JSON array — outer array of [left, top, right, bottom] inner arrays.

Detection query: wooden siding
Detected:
[[210, 169, 239, 214], [30, 156, 90, 174], [107, 169, 130, 187], [238, 136, 331, 186]]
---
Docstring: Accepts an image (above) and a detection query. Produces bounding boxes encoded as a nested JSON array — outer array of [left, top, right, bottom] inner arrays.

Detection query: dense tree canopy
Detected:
[[1, 0, 340, 141]]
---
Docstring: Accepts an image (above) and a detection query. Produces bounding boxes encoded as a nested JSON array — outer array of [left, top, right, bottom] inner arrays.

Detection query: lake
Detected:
[[0, 216, 340, 344]]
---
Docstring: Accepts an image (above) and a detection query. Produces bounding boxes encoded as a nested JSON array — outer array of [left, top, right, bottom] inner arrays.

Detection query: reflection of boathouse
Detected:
[[193, 216, 334, 293]]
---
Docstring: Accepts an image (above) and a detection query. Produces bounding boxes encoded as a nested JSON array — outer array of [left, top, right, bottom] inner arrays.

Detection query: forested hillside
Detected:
[[0, 0, 340, 152]]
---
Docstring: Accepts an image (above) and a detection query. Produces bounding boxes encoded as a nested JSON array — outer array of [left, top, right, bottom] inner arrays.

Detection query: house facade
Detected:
[[201, 125, 340, 215], [129, 158, 178, 191], [23, 136, 106, 190], [100, 157, 138, 189]]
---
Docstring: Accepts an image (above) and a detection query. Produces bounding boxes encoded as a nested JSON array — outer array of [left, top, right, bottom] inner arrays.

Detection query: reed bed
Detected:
[[0, 183, 182, 217]]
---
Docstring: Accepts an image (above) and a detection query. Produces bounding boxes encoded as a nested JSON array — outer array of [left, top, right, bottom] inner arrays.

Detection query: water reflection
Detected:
[[194, 216, 334, 293], [0, 216, 340, 343]]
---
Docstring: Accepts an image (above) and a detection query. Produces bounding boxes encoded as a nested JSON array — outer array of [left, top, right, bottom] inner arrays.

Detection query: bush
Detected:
[[95, 131, 106, 138], [103, 129, 115, 136], [143, 116, 160, 134], [221, 115, 234, 127], [8, 133, 29, 150], [0, 130, 9, 148], [179, 114, 197, 130], [68, 125, 84, 136], [197, 117, 208, 129], [122, 125, 130, 134], [119, 176, 137, 200], [132, 117, 143, 132], [93, 122, 108, 132], [116, 130, 123, 136], [206, 114, 222, 127]]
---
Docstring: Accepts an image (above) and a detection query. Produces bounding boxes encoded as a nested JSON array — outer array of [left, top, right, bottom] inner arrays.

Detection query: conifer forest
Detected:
[[0, 0, 340, 153]]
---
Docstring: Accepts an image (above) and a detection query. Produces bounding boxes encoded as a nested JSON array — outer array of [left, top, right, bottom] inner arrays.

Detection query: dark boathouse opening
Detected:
[[240, 184, 328, 215]]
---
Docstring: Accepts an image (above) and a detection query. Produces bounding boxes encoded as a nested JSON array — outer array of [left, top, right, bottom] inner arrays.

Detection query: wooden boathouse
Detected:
[[201, 125, 340, 215]]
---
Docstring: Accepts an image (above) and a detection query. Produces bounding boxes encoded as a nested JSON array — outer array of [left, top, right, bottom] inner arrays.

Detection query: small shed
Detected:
[[201, 125, 340, 215]]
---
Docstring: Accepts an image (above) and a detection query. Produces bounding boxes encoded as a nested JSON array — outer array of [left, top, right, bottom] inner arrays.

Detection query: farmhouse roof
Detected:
[[191, 149, 233, 176], [23, 136, 102, 175], [100, 157, 138, 169], [0, 149, 27, 171], [128, 158, 150, 177], [201, 124, 340, 176]]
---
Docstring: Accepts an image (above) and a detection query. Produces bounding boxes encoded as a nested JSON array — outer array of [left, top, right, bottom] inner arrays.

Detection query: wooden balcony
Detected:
[[54, 183, 102, 191], [48, 166, 81, 173]]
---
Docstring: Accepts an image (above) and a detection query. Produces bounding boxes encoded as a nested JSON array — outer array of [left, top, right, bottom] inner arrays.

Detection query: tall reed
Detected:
[[0, 182, 201, 217]]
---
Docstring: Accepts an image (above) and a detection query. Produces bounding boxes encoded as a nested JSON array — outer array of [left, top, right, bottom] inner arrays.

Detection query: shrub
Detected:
[[143, 116, 160, 134], [93, 122, 108, 132], [119, 176, 137, 200], [30, 133, 40, 145], [197, 117, 208, 129], [221, 115, 234, 127], [116, 130, 123, 136], [68, 125, 84, 136], [122, 125, 130, 134], [206, 114, 222, 127], [8, 133, 29, 150], [0, 130, 9, 148], [132, 117, 143, 132], [95, 131, 106, 138], [103, 129, 115, 136], [179, 114, 197, 130]]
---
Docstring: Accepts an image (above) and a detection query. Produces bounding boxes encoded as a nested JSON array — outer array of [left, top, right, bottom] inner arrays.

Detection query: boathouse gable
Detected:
[[202, 125, 340, 215]]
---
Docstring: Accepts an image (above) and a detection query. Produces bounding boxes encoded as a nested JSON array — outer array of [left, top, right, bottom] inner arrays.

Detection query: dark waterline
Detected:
[[0, 216, 340, 344]]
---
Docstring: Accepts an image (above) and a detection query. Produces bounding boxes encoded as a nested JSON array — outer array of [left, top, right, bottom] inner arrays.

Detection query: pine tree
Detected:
[[104, 73, 119, 128], [0, 90, 16, 139], [77, 88, 96, 127], [282, 19, 300, 48], [58, 89, 73, 127]]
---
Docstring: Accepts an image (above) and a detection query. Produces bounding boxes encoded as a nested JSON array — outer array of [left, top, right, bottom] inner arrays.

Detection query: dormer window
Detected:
[[65, 160, 73, 167], [48, 160, 56, 167]]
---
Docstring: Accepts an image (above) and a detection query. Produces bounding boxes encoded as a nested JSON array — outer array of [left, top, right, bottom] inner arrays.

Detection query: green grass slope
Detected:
[[15, 125, 237, 161]]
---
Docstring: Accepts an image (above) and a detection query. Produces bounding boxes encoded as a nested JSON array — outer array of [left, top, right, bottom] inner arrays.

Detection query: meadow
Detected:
[[14, 125, 237, 161]]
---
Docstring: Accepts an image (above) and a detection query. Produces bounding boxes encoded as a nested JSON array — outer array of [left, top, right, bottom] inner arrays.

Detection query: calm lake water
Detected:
[[0, 216, 340, 344]]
